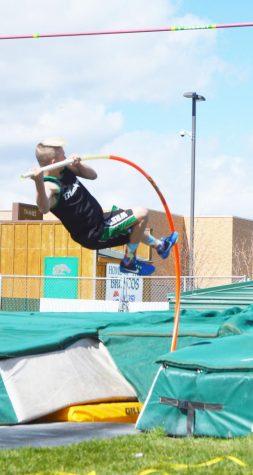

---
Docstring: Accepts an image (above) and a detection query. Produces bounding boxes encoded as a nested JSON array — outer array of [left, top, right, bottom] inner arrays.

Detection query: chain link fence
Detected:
[[0, 274, 247, 312]]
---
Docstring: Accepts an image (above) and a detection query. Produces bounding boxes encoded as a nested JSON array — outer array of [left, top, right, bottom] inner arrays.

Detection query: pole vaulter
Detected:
[[22, 155, 181, 352]]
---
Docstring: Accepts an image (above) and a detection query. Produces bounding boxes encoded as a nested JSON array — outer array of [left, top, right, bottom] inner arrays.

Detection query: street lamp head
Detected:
[[183, 92, 206, 101]]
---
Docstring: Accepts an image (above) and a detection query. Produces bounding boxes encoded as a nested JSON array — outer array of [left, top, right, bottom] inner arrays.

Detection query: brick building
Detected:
[[150, 212, 253, 283], [0, 204, 252, 282]]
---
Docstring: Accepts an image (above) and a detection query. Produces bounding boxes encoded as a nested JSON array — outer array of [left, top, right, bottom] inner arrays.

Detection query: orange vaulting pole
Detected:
[[109, 155, 181, 351]]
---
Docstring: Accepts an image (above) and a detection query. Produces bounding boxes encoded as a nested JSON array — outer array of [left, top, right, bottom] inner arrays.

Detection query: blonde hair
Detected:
[[35, 143, 63, 167]]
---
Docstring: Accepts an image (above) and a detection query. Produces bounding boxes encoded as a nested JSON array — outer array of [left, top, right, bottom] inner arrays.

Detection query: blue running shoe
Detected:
[[156, 231, 178, 259], [120, 256, 155, 276]]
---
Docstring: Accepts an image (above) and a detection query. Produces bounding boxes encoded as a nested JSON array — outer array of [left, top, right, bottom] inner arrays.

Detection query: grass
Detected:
[[0, 427, 252, 475]]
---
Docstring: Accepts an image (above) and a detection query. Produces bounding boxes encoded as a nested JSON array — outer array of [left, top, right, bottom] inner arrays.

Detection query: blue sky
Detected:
[[1, 0, 253, 219]]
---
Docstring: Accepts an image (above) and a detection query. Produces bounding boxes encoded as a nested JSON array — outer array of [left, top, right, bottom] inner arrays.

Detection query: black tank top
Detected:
[[44, 168, 104, 243]]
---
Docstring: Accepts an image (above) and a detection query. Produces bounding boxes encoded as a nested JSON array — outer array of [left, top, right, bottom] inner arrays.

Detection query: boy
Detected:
[[31, 139, 178, 276]]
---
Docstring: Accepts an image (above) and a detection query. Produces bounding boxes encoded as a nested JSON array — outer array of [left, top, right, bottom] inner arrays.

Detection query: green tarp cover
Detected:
[[99, 306, 253, 400], [136, 306, 253, 437], [1, 306, 253, 427], [0, 307, 238, 359], [0, 379, 17, 424], [158, 334, 253, 371], [0, 307, 241, 404], [136, 364, 253, 437], [0, 311, 117, 357]]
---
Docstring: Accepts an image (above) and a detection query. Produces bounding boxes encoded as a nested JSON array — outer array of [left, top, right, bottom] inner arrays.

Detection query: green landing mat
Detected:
[[0, 305, 253, 425]]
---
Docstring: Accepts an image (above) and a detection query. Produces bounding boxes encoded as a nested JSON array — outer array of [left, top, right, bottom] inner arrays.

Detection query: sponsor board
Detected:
[[106, 263, 143, 302]]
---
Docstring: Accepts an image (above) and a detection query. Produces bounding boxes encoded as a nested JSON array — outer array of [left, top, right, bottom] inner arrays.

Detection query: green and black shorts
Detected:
[[73, 205, 138, 250], [98, 205, 137, 249]]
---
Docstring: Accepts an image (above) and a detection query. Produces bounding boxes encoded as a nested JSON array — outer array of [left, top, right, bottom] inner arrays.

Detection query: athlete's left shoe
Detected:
[[120, 256, 156, 276], [156, 231, 178, 259]]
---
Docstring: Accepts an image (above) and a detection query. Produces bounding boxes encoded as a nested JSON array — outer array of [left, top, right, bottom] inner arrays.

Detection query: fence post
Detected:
[[118, 275, 129, 312]]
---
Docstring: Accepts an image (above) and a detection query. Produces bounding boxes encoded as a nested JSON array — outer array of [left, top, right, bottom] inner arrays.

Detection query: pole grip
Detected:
[[20, 157, 75, 178]]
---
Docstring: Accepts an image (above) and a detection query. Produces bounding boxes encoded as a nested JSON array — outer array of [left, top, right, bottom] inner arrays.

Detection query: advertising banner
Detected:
[[43, 257, 79, 299], [106, 263, 143, 302]]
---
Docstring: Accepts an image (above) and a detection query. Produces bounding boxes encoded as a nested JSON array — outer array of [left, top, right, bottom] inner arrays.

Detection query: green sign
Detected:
[[43, 257, 79, 299]]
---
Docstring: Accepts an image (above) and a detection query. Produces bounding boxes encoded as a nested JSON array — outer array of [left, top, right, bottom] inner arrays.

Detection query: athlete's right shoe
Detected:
[[120, 256, 155, 276], [156, 231, 178, 259]]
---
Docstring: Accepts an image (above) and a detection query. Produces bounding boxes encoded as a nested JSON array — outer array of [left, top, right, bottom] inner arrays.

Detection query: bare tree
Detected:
[[233, 238, 253, 280], [180, 220, 228, 290]]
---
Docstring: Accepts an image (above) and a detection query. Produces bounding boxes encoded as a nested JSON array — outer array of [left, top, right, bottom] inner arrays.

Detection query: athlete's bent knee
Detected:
[[133, 207, 149, 222]]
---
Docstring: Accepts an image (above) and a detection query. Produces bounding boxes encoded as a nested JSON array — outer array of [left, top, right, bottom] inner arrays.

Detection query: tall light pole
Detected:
[[183, 92, 206, 288]]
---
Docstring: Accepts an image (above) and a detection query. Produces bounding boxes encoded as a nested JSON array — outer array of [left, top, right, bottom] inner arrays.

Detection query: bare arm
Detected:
[[67, 155, 97, 180], [30, 169, 58, 213]]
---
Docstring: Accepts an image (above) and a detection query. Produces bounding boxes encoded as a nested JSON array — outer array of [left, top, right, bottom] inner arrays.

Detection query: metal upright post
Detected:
[[183, 92, 206, 289]]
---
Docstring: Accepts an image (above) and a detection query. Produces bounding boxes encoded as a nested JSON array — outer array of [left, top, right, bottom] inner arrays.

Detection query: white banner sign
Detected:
[[106, 263, 143, 302]]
